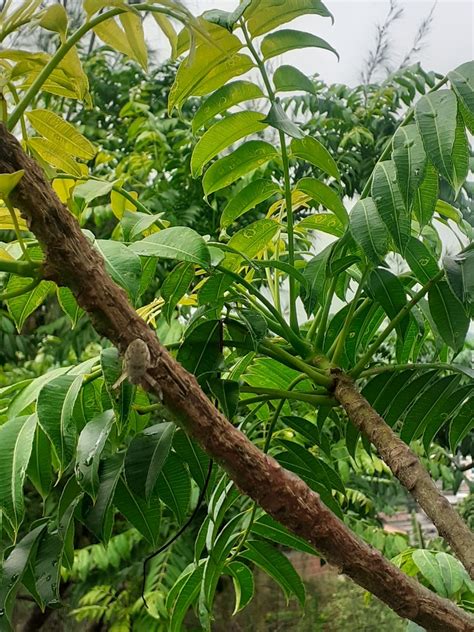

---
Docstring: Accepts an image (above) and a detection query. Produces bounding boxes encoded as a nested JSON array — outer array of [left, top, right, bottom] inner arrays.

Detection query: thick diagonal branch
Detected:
[[0, 124, 472, 631], [333, 370, 474, 579]]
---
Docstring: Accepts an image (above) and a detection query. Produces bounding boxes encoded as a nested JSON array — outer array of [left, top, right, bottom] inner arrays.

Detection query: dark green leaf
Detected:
[[349, 197, 389, 264], [296, 177, 347, 225], [75, 410, 115, 500], [125, 422, 175, 501], [413, 162, 438, 228], [371, 160, 410, 253], [225, 561, 254, 614], [448, 61, 474, 132], [262, 102, 304, 139], [242, 541, 305, 606], [449, 394, 474, 451], [114, 478, 161, 546], [84, 453, 124, 543], [428, 280, 469, 351], [208, 378, 240, 420], [367, 268, 409, 339], [27, 426, 52, 501], [392, 124, 426, 211], [251, 514, 317, 555], [177, 320, 223, 381], [405, 237, 440, 283], [161, 262, 195, 323], [156, 452, 191, 523]]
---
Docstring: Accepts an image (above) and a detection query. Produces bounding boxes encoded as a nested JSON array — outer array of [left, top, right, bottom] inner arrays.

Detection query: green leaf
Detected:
[[33, 494, 82, 608], [251, 514, 317, 556], [435, 199, 462, 223], [412, 549, 447, 597], [173, 431, 210, 490], [6, 277, 54, 332], [221, 179, 280, 229], [435, 552, 467, 597], [207, 378, 240, 420], [451, 115, 469, 195], [242, 541, 305, 606], [277, 439, 345, 494], [400, 375, 461, 444], [405, 237, 440, 283], [273, 65, 317, 95], [422, 384, 473, 451], [0, 415, 36, 532], [301, 244, 332, 314], [290, 135, 340, 181], [367, 268, 409, 340], [413, 162, 438, 228], [383, 371, 440, 428], [27, 426, 52, 501], [260, 29, 338, 61], [168, 565, 204, 632], [203, 140, 279, 196], [392, 124, 426, 211], [187, 54, 254, 102], [84, 453, 124, 543], [295, 178, 347, 225], [39, 3, 68, 35], [198, 273, 234, 306], [349, 197, 389, 264], [296, 213, 344, 238], [262, 102, 304, 139], [27, 109, 95, 160], [75, 410, 115, 500], [0, 524, 46, 631], [415, 90, 457, 189], [125, 422, 175, 501], [245, 0, 333, 37], [224, 218, 279, 271], [177, 320, 223, 380], [191, 111, 267, 177], [161, 262, 195, 323], [114, 478, 161, 547], [95, 239, 141, 301], [156, 452, 191, 523], [57, 287, 83, 328], [130, 227, 211, 268], [153, 13, 177, 60], [73, 179, 114, 205], [100, 347, 134, 430], [192, 81, 265, 133], [0, 170, 24, 197], [7, 365, 71, 419], [449, 394, 474, 451], [37, 374, 83, 473], [225, 561, 254, 614], [428, 280, 469, 351], [371, 160, 410, 253], [448, 61, 474, 133]]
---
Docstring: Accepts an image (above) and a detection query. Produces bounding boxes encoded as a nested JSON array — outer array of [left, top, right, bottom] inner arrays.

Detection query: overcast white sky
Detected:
[[148, 0, 474, 85]]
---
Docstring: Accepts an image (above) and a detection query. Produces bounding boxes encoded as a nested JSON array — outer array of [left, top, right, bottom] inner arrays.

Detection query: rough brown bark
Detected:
[[333, 370, 474, 579], [0, 124, 473, 631]]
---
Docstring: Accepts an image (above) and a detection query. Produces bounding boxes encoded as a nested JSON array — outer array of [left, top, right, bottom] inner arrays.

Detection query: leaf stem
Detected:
[[359, 362, 472, 379], [331, 268, 369, 365], [0, 258, 40, 276], [314, 275, 337, 350], [350, 270, 444, 377], [259, 340, 333, 388]]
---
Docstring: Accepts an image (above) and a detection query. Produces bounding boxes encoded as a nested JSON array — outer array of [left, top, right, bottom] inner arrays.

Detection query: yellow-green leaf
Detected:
[[260, 29, 339, 61], [0, 207, 28, 231], [290, 136, 340, 180], [93, 16, 135, 61], [27, 109, 96, 160], [6, 277, 54, 332], [119, 12, 147, 70], [225, 219, 280, 270], [0, 170, 24, 198], [38, 4, 68, 36], [28, 138, 82, 176], [153, 13, 178, 60]]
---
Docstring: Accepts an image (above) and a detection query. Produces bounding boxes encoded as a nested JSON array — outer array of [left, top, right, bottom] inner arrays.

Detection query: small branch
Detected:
[[0, 258, 40, 276], [333, 370, 474, 579], [359, 363, 472, 379], [350, 270, 445, 377]]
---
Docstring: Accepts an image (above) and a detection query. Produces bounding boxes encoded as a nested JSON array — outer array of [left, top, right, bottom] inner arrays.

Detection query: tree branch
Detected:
[[332, 370, 474, 579], [0, 123, 472, 631]]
